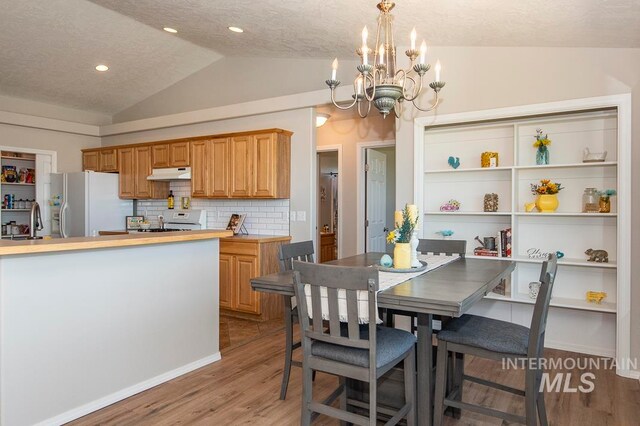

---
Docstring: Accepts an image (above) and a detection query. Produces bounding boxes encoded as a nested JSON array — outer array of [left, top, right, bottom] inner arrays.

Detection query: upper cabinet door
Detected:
[[252, 133, 277, 198], [118, 148, 135, 199], [190, 141, 208, 197], [170, 142, 190, 167], [83, 151, 99, 171], [208, 138, 229, 198], [230, 135, 254, 198], [134, 146, 153, 198], [151, 144, 170, 168], [98, 149, 118, 172]]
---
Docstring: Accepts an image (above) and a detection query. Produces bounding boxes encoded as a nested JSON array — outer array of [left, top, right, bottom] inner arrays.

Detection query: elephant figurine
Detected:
[[585, 248, 608, 263]]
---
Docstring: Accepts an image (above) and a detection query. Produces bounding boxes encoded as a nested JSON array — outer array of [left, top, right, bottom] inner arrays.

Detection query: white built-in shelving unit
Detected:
[[414, 96, 632, 370]]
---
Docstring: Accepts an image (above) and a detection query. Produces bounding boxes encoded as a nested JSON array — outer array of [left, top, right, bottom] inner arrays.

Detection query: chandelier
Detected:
[[325, 0, 445, 118]]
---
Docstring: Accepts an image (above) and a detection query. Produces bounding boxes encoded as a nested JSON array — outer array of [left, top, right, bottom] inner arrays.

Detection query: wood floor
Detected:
[[70, 322, 640, 426]]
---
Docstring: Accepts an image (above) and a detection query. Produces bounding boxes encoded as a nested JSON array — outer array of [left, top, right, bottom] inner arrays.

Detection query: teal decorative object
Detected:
[[448, 156, 460, 169], [380, 254, 393, 268], [556, 251, 565, 259]]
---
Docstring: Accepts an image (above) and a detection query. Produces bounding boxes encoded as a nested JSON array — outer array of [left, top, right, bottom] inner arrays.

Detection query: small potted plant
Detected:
[[531, 179, 564, 212], [533, 128, 551, 165], [386, 204, 419, 269], [598, 189, 616, 213]]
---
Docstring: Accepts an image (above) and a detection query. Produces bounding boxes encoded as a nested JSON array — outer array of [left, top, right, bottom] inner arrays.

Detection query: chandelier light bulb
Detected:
[[410, 27, 417, 51], [379, 45, 385, 65], [435, 60, 442, 82], [331, 58, 338, 80], [419, 41, 427, 65], [362, 26, 368, 47]]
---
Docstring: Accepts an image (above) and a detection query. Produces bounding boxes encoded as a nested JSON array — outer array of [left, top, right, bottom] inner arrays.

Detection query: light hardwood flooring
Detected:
[[70, 322, 640, 425]]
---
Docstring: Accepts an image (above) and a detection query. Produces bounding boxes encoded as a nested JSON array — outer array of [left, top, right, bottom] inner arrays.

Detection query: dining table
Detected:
[[250, 252, 515, 426]]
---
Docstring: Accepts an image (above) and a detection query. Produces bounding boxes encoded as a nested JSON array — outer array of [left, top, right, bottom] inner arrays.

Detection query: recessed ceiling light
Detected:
[[316, 113, 331, 127], [163, 27, 178, 33], [95, 64, 109, 72], [228, 26, 244, 33]]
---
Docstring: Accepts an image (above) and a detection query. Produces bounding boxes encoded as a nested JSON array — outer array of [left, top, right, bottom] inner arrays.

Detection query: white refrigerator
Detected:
[[50, 172, 132, 237]]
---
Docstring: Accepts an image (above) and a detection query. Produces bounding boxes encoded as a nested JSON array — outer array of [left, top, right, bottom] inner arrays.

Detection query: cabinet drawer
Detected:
[[220, 240, 259, 257]]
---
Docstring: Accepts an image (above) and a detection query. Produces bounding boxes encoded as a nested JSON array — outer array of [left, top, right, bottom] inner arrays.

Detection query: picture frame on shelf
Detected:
[[226, 213, 248, 235], [126, 216, 144, 230]]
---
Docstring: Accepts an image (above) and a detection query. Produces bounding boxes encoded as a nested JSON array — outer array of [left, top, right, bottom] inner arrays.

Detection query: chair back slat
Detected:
[[418, 239, 467, 257], [527, 254, 558, 359], [279, 241, 315, 272], [327, 287, 340, 337], [292, 260, 378, 351]]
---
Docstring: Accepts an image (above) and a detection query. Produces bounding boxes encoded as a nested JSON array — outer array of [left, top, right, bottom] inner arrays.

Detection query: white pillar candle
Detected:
[[419, 41, 427, 65], [435, 60, 442, 82], [331, 58, 338, 80], [410, 27, 417, 51]]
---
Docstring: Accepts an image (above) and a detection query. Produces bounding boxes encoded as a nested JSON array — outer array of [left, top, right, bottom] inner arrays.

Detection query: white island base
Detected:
[[0, 231, 230, 425]]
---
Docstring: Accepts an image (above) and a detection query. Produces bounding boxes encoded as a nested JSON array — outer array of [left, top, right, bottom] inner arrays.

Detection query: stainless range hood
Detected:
[[147, 167, 191, 181]]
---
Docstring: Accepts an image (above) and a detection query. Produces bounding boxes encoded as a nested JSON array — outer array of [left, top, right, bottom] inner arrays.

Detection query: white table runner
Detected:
[[305, 254, 460, 324]]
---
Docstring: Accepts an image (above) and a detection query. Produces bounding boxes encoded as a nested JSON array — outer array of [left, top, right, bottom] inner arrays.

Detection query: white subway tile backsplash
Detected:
[[136, 182, 290, 236]]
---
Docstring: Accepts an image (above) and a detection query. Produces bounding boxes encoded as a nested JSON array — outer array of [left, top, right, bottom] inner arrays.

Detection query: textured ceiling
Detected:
[[0, 0, 221, 114], [92, 0, 640, 58], [2, 0, 639, 118]]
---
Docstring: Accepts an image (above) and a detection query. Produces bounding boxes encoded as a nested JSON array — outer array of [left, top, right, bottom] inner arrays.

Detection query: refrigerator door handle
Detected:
[[60, 202, 69, 238]]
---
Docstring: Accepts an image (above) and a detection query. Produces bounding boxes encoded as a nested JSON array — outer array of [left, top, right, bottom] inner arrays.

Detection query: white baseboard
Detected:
[[545, 339, 616, 359], [34, 352, 222, 426]]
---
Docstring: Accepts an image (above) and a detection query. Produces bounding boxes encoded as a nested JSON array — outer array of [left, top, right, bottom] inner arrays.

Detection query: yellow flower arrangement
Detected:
[[533, 128, 551, 148], [386, 230, 396, 244], [531, 179, 564, 195]]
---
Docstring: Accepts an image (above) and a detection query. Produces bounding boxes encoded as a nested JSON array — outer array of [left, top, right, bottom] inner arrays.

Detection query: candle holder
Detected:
[[413, 63, 431, 76], [429, 81, 446, 93], [357, 64, 375, 75], [325, 79, 341, 89], [405, 48, 419, 61]]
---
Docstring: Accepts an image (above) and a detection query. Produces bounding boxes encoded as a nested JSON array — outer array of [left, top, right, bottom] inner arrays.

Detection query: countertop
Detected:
[[0, 229, 234, 256], [221, 234, 292, 243]]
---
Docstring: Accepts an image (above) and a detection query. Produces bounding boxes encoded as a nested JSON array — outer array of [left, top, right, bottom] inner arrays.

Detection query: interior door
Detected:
[[365, 149, 387, 252]]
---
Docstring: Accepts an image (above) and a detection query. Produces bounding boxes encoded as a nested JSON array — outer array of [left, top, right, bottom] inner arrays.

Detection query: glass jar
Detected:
[[582, 188, 599, 213]]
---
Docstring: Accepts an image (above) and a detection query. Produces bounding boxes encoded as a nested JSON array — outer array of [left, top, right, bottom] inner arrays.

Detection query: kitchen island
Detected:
[[0, 230, 232, 425]]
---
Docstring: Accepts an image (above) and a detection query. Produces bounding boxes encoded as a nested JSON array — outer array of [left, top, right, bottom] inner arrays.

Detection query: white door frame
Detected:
[[316, 145, 343, 259], [356, 140, 395, 254], [413, 93, 633, 378]]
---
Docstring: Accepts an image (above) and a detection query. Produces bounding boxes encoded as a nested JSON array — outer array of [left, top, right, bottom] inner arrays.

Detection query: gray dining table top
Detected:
[[250, 252, 515, 317]]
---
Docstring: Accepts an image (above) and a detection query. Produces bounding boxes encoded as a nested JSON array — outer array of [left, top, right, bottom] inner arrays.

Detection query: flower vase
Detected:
[[535, 194, 559, 213], [393, 243, 411, 269], [410, 231, 421, 268], [536, 147, 549, 165]]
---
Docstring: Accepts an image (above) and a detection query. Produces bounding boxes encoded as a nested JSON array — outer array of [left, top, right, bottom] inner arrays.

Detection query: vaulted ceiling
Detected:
[[1, 0, 639, 117]]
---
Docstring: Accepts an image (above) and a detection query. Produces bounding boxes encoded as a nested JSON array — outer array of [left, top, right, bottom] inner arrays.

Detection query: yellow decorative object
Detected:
[[599, 196, 611, 213], [524, 202, 536, 212], [481, 152, 499, 168], [586, 291, 607, 304], [394, 210, 403, 227], [393, 243, 411, 269], [535, 194, 559, 213], [407, 204, 419, 229]]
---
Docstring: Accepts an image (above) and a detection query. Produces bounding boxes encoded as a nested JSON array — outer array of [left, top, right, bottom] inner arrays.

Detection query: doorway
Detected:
[[363, 145, 395, 253], [317, 148, 342, 262]]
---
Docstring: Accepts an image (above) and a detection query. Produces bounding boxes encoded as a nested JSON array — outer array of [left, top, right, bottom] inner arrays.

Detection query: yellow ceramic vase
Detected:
[[393, 243, 411, 269], [536, 194, 559, 213]]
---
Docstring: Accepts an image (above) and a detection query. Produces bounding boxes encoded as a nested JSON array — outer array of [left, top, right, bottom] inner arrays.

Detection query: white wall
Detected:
[[0, 94, 111, 126], [101, 108, 316, 244], [393, 46, 640, 370]]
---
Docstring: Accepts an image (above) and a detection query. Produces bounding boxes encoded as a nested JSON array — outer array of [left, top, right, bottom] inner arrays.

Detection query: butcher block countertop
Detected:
[[0, 229, 233, 256], [221, 234, 291, 243]]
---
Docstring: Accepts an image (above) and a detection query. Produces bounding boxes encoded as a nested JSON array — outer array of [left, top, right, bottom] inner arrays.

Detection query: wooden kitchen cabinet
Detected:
[[98, 149, 118, 172], [219, 235, 291, 320], [190, 140, 208, 197], [208, 138, 229, 197], [151, 144, 170, 168], [230, 135, 254, 198], [82, 151, 99, 171], [170, 142, 190, 167], [320, 232, 337, 263], [118, 146, 169, 199]]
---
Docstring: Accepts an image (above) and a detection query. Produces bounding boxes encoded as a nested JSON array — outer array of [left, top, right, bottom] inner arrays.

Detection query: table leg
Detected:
[[417, 313, 433, 426]]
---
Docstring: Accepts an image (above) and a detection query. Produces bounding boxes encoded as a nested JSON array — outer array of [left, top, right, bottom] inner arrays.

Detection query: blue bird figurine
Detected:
[[448, 156, 460, 169]]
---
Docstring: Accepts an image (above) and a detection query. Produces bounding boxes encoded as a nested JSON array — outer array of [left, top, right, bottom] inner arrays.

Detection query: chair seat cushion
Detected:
[[311, 325, 416, 369], [437, 314, 530, 355]]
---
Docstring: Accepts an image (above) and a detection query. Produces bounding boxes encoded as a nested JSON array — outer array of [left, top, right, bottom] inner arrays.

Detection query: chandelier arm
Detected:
[[403, 75, 423, 102], [357, 98, 372, 118], [329, 86, 359, 110], [411, 90, 441, 113], [394, 99, 403, 119], [364, 73, 376, 102]]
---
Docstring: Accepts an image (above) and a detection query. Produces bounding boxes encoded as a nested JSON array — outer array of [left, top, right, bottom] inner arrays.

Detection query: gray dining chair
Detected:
[[386, 239, 467, 331], [433, 253, 558, 426], [278, 240, 315, 400], [292, 260, 416, 426]]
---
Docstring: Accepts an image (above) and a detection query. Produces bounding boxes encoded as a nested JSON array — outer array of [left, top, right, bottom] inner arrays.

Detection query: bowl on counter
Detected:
[[139, 222, 151, 230]]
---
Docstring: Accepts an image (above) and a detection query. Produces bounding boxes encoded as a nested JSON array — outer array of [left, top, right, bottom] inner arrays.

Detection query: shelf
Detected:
[[1, 209, 30, 212], [1, 156, 35, 162], [484, 293, 617, 313], [1, 234, 29, 239], [467, 255, 616, 269], [425, 211, 512, 216], [514, 212, 617, 217], [0, 182, 35, 186], [425, 166, 512, 174], [514, 161, 617, 170]]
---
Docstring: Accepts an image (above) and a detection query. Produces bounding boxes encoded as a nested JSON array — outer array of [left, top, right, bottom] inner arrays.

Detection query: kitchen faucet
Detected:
[[29, 201, 44, 239]]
